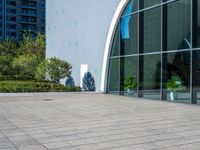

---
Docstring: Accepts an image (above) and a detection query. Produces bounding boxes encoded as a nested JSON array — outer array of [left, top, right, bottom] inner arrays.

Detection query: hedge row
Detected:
[[0, 81, 81, 93]]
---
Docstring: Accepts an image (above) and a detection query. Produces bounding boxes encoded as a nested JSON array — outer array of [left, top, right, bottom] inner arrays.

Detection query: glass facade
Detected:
[[107, 0, 200, 104], [167, 0, 191, 51], [198, 1, 200, 47]]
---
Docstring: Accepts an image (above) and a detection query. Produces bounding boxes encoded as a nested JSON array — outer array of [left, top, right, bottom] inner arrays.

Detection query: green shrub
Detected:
[[12, 54, 40, 80], [0, 80, 81, 93]]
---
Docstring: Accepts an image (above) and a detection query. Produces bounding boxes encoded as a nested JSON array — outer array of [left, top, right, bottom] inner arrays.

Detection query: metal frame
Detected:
[[101, 0, 129, 93]]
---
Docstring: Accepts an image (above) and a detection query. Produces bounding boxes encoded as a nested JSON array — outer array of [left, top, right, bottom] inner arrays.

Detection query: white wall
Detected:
[[46, 0, 121, 91]]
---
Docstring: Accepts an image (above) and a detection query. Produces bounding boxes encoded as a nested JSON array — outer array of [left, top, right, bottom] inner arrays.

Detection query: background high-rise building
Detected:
[[0, 0, 45, 41]]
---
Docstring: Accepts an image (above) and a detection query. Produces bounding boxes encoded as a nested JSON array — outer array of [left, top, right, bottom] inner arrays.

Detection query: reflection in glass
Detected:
[[107, 0, 200, 104], [143, 0, 161, 9], [143, 7, 161, 53], [111, 24, 119, 56], [107, 58, 120, 94], [143, 54, 161, 99], [122, 0, 138, 16], [165, 52, 190, 103], [120, 14, 138, 55], [198, 1, 200, 47], [193, 51, 200, 104], [167, 0, 191, 51], [123, 56, 138, 96]]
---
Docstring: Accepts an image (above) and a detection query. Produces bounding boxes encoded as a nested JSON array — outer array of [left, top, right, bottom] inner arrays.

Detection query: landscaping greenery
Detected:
[[82, 72, 96, 91], [166, 73, 184, 92], [0, 33, 80, 92], [124, 75, 137, 91], [36, 57, 72, 83], [0, 33, 45, 80], [65, 76, 75, 87], [0, 81, 81, 93]]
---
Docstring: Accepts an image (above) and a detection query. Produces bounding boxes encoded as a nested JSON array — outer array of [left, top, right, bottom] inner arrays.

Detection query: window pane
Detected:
[[120, 14, 138, 55], [143, 54, 161, 99], [167, 0, 191, 51], [143, 7, 161, 53], [165, 51, 190, 103], [198, 1, 200, 47], [107, 58, 120, 94], [142, 0, 161, 9], [111, 24, 119, 56], [194, 50, 200, 104], [122, 0, 138, 16], [122, 56, 138, 96]]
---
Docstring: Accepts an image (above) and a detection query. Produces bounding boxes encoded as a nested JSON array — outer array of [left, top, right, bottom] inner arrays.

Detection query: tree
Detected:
[[82, 72, 96, 91], [0, 39, 18, 56], [36, 57, 72, 83], [12, 54, 40, 80], [0, 39, 19, 78], [65, 76, 75, 87], [35, 60, 47, 81], [20, 32, 46, 59], [0, 33, 46, 80], [0, 55, 14, 79]]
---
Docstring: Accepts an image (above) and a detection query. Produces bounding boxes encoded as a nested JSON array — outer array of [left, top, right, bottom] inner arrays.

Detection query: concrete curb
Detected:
[[0, 92, 103, 97]]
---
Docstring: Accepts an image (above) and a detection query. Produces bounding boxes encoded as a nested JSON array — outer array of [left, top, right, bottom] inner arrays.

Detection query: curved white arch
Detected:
[[100, 0, 129, 92]]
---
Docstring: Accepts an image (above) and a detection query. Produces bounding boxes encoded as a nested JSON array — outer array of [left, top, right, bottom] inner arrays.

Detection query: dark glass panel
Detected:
[[111, 24, 120, 56], [167, 0, 191, 51], [122, 56, 138, 96], [143, 54, 161, 99], [142, 0, 161, 9], [122, 0, 138, 16], [143, 7, 161, 53], [107, 58, 120, 94], [198, 1, 200, 47], [120, 14, 138, 55], [164, 51, 190, 103], [194, 50, 200, 104]]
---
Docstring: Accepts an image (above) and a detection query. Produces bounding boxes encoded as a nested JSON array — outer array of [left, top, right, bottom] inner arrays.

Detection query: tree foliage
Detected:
[[82, 72, 96, 91], [35, 60, 47, 81], [20, 32, 46, 59], [36, 57, 72, 83], [0, 33, 72, 83], [0, 55, 14, 79], [65, 76, 75, 87], [12, 54, 40, 80], [0, 33, 46, 80], [0, 39, 19, 78], [0, 39, 18, 56]]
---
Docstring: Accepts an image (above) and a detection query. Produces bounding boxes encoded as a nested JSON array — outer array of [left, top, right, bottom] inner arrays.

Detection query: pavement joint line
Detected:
[[152, 140, 200, 150], [42, 132, 185, 148]]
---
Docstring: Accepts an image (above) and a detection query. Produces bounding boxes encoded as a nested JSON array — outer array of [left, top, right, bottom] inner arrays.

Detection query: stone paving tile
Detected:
[[54, 146, 79, 150], [0, 93, 200, 150], [103, 143, 161, 150], [154, 137, 200, 148], [17, 144, 48, 150], [76, 143, 103, 150], [43, 141, 72, 149], [167, 142, 200, 150], [3, 148, 18, 150]]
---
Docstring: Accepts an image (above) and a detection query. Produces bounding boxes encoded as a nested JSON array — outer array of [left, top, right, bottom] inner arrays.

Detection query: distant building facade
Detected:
[[0, 0, 45, 41]]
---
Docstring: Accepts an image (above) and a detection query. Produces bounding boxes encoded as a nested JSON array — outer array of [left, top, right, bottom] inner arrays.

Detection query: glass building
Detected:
[[0, 0, 45, 41], [107, 0, 200, 104]]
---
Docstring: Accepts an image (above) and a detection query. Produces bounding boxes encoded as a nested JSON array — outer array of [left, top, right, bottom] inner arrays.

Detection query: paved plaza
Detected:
[[0, 93, 200, 150]]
